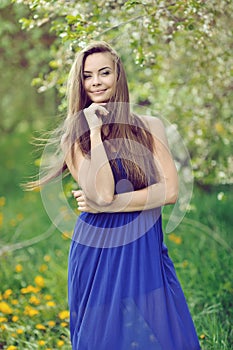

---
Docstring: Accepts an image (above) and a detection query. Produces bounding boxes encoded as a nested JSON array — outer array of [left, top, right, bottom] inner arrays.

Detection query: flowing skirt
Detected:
[[68, 209, 201, 350]]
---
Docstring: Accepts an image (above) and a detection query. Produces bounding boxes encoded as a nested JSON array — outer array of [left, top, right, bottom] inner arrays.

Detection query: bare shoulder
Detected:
[[60, 133, 84, 163], [139, 115, 169, 147]]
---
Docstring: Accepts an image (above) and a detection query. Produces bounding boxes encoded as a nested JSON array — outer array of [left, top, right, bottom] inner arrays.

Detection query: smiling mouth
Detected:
[[91, 89, 107, 94]]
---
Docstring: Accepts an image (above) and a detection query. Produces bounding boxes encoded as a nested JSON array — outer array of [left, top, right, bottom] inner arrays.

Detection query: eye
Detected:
[[83, 74, 91, 80], [101, 70, 111, 76]]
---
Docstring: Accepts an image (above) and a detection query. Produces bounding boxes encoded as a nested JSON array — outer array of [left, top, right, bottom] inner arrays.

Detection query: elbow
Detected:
[[95, 194, 114, 206], [165, 183, 179, 205], [168, 190, 178, 204], [95, 183, 115, 206], [85, 188, 114, 206], [82, 183, 114, 206]]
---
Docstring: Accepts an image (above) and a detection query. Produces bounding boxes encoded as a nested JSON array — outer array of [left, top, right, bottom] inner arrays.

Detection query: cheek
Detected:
[[83, 81, 89, 92], [111, 79, 116, 95], [108, 76, 116, 89]]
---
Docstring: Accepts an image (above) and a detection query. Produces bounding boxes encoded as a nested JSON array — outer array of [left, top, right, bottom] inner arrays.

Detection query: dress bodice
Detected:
[[110, 158, 134, 194]]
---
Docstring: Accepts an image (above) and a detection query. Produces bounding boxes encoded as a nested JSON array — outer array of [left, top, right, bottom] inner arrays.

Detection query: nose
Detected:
[[92, 74, 101, 86]]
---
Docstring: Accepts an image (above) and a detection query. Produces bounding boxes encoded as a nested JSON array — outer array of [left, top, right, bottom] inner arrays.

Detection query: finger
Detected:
[[72, 190, 83, 198], [99, 106, 109, 115], [77, 204, 86, 211], [76, 193, 85, 201], [93, 104, 109, 116], [76, 199, 85, 206], [72, 190, 79, 196]]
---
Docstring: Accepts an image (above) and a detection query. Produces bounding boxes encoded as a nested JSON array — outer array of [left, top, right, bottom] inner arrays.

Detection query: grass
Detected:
[[0, 189, 71, 349], [163, 187, 233, 350], [0, 131, 232, 349]]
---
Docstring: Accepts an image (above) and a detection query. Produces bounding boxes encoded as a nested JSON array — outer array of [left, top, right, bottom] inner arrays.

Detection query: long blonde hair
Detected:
[[26, 41, 157, 190]]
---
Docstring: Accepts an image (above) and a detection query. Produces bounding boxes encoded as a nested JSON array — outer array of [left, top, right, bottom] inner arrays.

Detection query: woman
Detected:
[[31, 41, 201, 349], [64, 41, 200, 350]]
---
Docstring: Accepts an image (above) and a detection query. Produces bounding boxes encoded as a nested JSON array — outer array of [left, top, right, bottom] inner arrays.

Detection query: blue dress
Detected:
[[68, 159, 201, 350]]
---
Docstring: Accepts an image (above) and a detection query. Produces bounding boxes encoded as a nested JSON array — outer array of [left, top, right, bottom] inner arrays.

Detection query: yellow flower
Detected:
[[29, 309, 39, 317], [6, 346, 17, 350], [58, 310, 69, 320], [47, 320, 56, 327], [32, 186, 41, 192], [10, 219, 17, 227], [57, 340, 64, 347], [24, 305, 39, 317], [16, 328, 24, 334], [34, 275, 45, 288], [0, 196, 6, 207], [61, 322, 68, 327], [15, 264, 23, 273], [0, 301, 13, 314], [62, 232, 70, 240], [12, 316, 19, 322], [38, 340, 46, 346], [200, 334, 206, 339], [16, 213, 24, 221], [43, 255, 51, 262], [44, 294, 52, 301], [215, 122, 224, 134], [21, 285, 40, 294], [46, 301, 56, 307], [0, 213, 3, 227], [11, 299, 19, 305], [39, 264, 48, 272], [34, 158, 41, 167], [3, 289, 13, 299], [0, 324, 6, 331], [36, 324, 46, 331], [29, 295, 40, 305], [182, 260, 189, 268], [0, 316, 7, 323], [168, 233, 182, 245]]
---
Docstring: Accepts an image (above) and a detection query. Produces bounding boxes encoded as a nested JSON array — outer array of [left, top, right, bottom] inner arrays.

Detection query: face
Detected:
[[83, 52, 116, 103]]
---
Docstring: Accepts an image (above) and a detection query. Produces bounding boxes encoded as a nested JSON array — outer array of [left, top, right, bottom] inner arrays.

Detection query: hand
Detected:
[[72, 190, 100, 213], [83, 103, 109, 130]]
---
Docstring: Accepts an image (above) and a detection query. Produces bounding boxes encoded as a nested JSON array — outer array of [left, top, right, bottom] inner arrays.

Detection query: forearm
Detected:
[[105, 184, 165, 212], [87, 181, 178, 213], [81, 128, 114, 205]]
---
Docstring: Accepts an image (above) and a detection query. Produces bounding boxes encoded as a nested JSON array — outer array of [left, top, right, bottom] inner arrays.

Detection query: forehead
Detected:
[[84, 52, 114, 71]]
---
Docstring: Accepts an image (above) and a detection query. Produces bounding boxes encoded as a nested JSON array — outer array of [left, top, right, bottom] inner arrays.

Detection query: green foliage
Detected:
[[0, 0, 56, 133], [7, 0, 232, 186]]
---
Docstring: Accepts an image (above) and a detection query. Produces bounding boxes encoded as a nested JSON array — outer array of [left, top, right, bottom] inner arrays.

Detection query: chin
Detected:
[[92, 98, 109, 103]]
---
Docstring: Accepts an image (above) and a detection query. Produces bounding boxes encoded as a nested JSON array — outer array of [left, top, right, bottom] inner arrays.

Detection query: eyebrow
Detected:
[[83, 66, 112, 74]]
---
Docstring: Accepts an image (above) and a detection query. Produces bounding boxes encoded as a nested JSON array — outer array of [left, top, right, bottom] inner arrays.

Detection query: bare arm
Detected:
[[63, 104, 115, 206], [73, 116, 178, 212], [74, 183, 169, 213]]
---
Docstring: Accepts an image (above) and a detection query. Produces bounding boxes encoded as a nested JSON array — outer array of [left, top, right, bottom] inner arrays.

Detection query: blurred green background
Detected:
[[0, 1, 232, 349]]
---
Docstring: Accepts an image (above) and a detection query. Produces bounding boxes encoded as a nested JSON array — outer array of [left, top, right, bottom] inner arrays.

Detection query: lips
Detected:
[[91, 89, 107, 94]]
